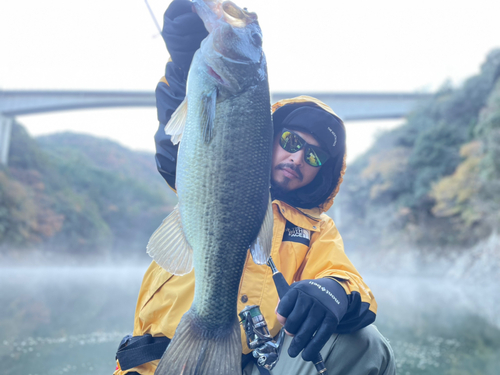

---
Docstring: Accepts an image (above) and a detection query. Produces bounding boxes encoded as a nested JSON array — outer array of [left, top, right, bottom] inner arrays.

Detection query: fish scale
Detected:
[[177, 83, 272, 325]]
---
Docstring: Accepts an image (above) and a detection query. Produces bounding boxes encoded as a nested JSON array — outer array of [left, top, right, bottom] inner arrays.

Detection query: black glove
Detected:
[[276, 278, 348, 361], [162, 0, 209, 74]]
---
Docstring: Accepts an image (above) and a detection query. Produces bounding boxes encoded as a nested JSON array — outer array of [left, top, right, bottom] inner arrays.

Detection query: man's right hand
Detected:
[[276, 278, 348, 361], [162, 0, 208, 74]]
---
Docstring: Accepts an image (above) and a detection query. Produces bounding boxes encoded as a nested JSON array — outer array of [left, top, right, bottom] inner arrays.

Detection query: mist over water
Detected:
[[367, 275, 500, 374], [1, 266, 499, 375], [0, 267, 145, 375]]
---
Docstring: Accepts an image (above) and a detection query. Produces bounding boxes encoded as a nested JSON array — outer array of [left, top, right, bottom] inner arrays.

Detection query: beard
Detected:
[[270, 178, 291, 202], [274, 162, 304, 189], [270, 164, 331, 209], [271, 162, 304, 200]]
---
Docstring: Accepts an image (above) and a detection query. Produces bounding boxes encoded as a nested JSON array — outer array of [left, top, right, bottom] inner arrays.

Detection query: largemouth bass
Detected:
[[147, 0, 274, 374]]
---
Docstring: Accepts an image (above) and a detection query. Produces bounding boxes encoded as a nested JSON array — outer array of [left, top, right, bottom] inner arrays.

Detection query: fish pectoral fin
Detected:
[[201, 88, 217, 144], [249, 194, 273, 265], [164, 98, 188, 145], [146, 204, 193, 275]]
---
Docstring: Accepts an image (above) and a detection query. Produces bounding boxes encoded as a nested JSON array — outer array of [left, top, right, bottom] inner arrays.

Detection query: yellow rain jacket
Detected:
[[114, 87, 377, 374]]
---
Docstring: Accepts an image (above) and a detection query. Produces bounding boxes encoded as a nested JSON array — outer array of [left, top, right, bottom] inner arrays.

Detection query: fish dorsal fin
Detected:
[[164, 98, 188, 145], [249, 194, 274, 265], [201, 89, 217, 144], [147, 205, 193, 275]]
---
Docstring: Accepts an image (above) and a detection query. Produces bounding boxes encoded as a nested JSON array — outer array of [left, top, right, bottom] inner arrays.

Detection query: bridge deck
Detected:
[[0, 90, 431, 121], [0, 89, 432, 165]]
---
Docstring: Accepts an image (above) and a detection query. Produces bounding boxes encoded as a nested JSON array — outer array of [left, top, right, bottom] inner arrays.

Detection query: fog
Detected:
[[1, 262, 499, 375], [0, 267, 144, 375]]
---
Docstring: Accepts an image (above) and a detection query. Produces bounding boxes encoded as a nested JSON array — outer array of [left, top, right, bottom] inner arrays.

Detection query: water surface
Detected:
[[1, 267, 499, 375]]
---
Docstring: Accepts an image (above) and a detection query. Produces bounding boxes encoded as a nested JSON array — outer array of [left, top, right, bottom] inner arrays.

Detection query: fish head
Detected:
[[193, 0, 267, 93]]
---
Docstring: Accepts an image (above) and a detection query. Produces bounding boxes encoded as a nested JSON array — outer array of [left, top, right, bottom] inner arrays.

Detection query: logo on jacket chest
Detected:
[[283, 221, 310, 246]]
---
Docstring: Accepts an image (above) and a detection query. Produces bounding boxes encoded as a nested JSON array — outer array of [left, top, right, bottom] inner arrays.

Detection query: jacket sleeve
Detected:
[[297, 216, 377, 334], [154, 60, 186, 190]]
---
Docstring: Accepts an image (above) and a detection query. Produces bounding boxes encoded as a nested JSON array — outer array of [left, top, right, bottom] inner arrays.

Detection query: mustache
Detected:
[[276, 163, 303, 181]]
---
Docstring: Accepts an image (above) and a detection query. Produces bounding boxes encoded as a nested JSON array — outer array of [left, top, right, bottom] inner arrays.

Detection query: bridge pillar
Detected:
[[0, 114, 13, 165]]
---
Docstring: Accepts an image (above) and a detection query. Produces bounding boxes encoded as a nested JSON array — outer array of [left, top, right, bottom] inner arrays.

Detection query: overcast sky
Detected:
[[1, 0, 499, 160]]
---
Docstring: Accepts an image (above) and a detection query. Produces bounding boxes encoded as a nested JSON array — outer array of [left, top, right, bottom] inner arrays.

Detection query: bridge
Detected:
[[0, 89, 432, 165]]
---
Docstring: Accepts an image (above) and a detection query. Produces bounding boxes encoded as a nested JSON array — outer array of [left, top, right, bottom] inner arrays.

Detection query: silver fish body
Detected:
[[148, 1, 274, 374]]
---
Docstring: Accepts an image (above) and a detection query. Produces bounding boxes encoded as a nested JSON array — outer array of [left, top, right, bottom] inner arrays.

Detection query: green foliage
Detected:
[[1, 122, 176, 256], [431, 142, 482, 220], [338, 48, 500, 250], [7, 122, 50, 171], [409, 122, 465, 201], [0, 170, 38, 245], [360, 147, 412, 203], [473, 79, 500, 230], [37, 133, 177, 254], [429, 142, 485, 243]]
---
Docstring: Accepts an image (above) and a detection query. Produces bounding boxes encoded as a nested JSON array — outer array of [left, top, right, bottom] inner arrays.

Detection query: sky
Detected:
[[1, 0, 500, 160]]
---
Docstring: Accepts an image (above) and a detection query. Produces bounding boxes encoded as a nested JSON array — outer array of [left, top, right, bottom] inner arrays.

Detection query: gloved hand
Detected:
[[162, 0, 209, 74], [276, 278, 348, 361]]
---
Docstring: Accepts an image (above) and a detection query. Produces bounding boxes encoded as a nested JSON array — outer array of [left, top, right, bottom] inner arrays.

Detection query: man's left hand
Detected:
[[161, 0, 208, 74], [276, 278, 348, 361]]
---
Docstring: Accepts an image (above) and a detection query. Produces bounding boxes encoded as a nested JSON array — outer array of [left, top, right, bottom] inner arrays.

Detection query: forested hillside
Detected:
[[2, 49, 499, 268], [0, 124, 177, 261], [336, 49, 500, 268]]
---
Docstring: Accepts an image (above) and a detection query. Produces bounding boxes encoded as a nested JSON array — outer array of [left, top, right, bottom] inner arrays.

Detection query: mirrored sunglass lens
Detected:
[[281, 131, 303, 152], [280, 131, 290, 147], [305, 148, 321, 167]]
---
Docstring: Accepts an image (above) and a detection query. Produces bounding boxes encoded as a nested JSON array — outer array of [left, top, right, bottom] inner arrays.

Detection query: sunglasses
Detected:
[[279, 128, 330, 167]]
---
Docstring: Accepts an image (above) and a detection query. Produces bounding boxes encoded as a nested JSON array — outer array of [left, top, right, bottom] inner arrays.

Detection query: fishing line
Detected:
[[144, 0, 162, 34]]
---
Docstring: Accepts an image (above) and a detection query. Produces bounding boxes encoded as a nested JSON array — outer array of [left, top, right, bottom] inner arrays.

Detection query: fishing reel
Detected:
[[239, 305, 285, 371]]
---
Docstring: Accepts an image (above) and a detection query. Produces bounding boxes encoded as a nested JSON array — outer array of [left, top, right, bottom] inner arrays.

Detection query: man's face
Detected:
[[271, 129, 322, 192]]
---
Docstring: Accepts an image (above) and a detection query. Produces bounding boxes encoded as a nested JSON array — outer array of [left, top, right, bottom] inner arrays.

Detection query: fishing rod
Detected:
[[267, 257, 328, 375], [144, 0, 162, 34]]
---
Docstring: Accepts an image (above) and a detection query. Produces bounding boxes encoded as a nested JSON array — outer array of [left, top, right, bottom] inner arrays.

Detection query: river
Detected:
[[1, 266, 499, 375]]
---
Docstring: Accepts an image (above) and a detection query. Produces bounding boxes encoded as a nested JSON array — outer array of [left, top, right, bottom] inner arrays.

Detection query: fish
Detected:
[[146, 0, 274, 374]]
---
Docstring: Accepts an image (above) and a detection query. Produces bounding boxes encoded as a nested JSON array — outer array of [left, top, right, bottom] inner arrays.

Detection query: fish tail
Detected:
[[155, 309, 242, 375]]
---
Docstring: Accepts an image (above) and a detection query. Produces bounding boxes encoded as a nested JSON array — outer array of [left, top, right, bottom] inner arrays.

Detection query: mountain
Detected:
[[0, 124, 177, 260], [333, 48, 500, 276]]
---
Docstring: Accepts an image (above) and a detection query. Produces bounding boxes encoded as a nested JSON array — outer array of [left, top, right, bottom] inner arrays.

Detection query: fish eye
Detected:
[[251, 32, 262, 47]]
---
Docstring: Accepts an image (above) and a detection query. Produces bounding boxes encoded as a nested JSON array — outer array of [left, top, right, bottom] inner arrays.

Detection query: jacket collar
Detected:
[[273, 200, 321, 232]]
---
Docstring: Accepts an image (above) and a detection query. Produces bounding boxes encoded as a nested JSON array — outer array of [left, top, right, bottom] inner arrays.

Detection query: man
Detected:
[[114, 1, 395, 374]]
